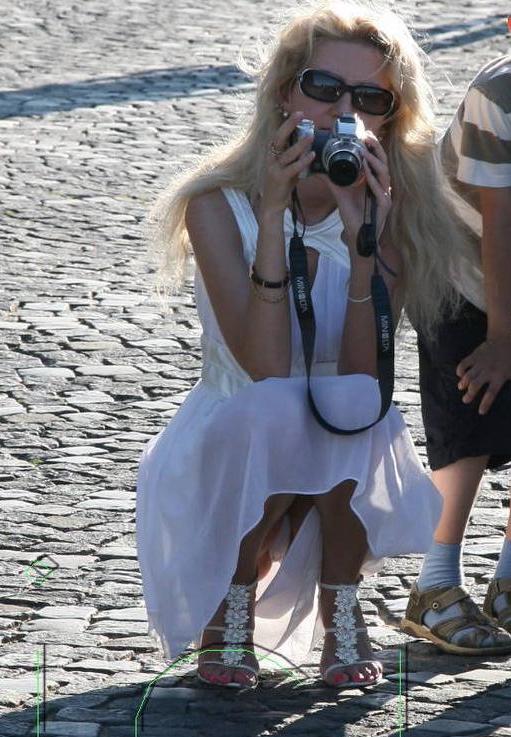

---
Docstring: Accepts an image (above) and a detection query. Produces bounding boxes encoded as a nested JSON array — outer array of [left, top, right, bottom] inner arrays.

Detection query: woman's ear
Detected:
[[277, 80, 295, 117], [275, 101, 290, 120]]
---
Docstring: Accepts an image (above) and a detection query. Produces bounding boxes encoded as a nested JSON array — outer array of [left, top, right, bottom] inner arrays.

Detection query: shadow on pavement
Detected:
[[1, 640, 510, 736], [423, 14, 508, 52], [0, 14, 507, 120], [0, 65, 254, 120]]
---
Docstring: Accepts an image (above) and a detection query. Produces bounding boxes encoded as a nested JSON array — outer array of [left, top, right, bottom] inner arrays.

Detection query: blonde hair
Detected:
[[149, 0, 478, 339]]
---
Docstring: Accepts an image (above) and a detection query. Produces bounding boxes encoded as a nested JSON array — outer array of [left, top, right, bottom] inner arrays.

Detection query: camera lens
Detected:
[[328, 152, 360, 186]]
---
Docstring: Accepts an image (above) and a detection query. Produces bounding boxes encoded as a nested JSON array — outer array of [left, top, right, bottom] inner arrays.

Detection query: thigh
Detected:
[[312, 480, 357, 507]]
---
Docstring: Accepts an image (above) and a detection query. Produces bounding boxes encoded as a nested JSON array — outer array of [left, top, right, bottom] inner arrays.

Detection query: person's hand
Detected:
[[321, 131, 392, 252], [260, 112, 316, 216], [456, 335, 511, 414]]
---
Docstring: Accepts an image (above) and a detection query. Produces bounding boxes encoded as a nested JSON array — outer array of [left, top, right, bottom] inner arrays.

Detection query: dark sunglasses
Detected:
[[297, 68, 396, 117]]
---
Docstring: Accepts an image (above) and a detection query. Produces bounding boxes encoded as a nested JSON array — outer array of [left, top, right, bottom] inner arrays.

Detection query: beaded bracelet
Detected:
[[250, 264, 290, 289], [250, 280, 288, 303]]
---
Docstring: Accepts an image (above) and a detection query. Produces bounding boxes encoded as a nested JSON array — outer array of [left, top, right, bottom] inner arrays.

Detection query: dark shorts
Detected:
[[417, 298, 511, 471]]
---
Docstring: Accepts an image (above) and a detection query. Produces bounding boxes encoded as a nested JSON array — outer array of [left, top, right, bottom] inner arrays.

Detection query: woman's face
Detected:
[[283, 39, 395, 139]]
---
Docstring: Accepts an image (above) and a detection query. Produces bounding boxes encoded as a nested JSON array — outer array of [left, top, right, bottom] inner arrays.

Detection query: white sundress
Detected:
[[136, 187, 443, 670]]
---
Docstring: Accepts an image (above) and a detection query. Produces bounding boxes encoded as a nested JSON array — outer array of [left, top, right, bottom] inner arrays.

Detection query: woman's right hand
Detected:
[[260, 111, 315, 216]]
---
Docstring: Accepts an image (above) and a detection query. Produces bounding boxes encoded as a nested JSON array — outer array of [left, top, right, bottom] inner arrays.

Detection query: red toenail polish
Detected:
[[334, 674, 348, 683]]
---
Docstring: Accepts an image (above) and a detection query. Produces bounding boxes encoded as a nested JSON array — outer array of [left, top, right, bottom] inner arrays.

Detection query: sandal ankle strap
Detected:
[[206, 579, 258, 668]]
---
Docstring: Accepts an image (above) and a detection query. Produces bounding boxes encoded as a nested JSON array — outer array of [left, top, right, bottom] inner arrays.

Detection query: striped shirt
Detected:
[[440, 55, 511, 310]]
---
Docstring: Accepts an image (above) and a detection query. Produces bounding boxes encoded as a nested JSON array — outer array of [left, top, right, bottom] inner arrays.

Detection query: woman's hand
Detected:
[[260, 111, 316, 216], [322, 131, 392, 252]]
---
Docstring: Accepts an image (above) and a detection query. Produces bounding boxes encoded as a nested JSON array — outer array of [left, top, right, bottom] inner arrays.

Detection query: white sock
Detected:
[[493, 537, 511, 622]]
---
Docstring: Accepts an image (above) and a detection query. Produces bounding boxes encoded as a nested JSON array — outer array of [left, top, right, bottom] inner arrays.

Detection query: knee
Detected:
[[313, 480, 357, 518]]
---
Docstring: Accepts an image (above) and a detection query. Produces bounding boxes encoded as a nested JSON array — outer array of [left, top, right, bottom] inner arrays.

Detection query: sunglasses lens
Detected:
[[300, 69, 394, 115], [354, 87, 394, 115], [301, 70, 341, 102]]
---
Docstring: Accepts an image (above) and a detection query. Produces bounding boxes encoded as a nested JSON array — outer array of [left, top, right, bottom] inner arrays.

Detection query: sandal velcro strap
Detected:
[[420, 585, 469, 613], [483, 578, 511, 622], [431, 613, 495, 643]]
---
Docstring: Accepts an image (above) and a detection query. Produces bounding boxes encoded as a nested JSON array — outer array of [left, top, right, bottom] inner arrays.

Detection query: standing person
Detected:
[[136, 0, 486, 691], [402, 54, 511, 655]]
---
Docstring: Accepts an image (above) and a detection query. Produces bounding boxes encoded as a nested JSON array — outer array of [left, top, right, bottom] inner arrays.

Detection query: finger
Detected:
[[273, 110, 304, 151], [456, 352, 477, 378], [363, 148, 390, 184], [462, 379, 485, 404], [364, 132, 388, 165], [363, 158, 391, 205], [287, 149, 315, 178], [478, 380, 503, 415], [278, 134, 313, 166], [458, 367, 483, 391]]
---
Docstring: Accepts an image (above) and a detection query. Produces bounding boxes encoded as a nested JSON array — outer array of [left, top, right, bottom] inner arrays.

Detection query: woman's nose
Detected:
[[331, 90, 354, 116]]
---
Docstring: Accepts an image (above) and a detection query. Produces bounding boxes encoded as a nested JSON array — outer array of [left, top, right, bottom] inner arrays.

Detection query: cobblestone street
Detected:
[[1, 1, 510, 735]]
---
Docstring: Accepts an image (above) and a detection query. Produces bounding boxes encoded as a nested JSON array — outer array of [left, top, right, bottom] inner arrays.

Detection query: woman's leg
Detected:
[[313, 480, 382, 686], [198, 492, 297, 686]]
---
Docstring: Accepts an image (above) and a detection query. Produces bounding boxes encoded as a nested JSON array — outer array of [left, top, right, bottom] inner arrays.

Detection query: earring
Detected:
[[276, 104, 289, 120]]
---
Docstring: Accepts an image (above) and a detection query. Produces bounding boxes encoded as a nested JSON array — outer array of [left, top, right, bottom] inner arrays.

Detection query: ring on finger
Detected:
[[270, 142, 284, 158]]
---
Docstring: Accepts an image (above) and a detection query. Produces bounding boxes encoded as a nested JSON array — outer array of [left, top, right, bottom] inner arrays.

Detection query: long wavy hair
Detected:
[[148, 0, 478, 339]]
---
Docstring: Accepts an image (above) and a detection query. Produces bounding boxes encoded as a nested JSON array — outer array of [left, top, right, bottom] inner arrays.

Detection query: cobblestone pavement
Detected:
[[1, 1, 510, 735]]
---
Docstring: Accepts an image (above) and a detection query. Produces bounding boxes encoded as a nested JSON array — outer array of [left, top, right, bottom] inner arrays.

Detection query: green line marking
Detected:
[[133, 647, 303, 737], [22, 558, 58, 588], [35, 648, 41, 737], [397, 648, 404, 736]]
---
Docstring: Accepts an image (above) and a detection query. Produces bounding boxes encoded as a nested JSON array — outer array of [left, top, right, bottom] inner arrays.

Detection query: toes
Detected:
[[331, 671, 349, 686], [347, 664, 380, 683], [232, 669, 257, 686], [200, 664, 232, 684]]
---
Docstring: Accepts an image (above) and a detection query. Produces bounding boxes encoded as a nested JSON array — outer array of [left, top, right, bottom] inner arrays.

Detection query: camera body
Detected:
[[293, 113, 366, 187]]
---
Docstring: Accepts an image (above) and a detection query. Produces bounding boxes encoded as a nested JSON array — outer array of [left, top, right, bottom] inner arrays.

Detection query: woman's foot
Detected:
[[319, 581, 383, 688], [197, 579, 259, 688]]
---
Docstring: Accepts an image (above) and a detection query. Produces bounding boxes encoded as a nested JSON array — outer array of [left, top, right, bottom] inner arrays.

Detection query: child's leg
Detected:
[[416, 456, 498, 645], [485, 488, 511, 627], [406, 455, 511, 653], [430, 455, 488, 545]]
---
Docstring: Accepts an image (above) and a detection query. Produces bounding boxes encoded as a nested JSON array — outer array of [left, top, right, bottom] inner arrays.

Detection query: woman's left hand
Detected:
[[322, 130, 392, 252]]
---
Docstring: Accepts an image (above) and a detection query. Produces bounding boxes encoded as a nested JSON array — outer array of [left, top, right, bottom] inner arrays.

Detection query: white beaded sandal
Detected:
[[197, 579, 259, 689], [319, 581, 383, 689]]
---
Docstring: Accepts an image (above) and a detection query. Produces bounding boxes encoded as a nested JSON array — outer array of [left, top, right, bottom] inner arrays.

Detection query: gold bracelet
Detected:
[[250, 280, 288, 303]]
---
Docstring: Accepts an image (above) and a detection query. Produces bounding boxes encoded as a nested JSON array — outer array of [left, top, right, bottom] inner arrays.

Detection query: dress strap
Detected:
[[222, 188, 259, 264]]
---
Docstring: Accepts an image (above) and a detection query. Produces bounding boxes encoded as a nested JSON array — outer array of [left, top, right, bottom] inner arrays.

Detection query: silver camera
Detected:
[[293, 113, 366, 187]]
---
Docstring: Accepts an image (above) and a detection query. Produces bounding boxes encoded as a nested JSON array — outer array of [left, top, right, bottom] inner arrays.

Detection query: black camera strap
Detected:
[[289, 186, 395, 435]]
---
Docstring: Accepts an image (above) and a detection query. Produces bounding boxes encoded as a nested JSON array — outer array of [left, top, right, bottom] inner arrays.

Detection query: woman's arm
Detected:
[[325, 132, 402, 377], [337, 240, 403, 377], [186, 112, 314, 381], [186, 191, 291, 380]]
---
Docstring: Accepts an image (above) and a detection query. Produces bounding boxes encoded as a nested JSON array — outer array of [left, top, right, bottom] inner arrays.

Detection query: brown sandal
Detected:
[[483, 578, 511, 634], [401, 582, 511, 656]]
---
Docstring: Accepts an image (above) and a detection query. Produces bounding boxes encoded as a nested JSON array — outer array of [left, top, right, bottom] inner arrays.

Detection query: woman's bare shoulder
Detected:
[[185, 188, 241, 254], [186, 188, 231, 224]]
